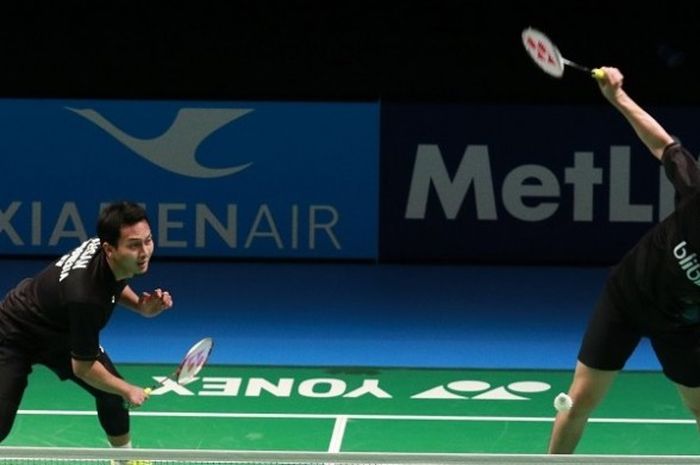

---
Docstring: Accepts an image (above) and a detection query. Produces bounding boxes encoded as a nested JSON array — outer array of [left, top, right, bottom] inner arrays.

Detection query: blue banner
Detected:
[[0, 100, 379, 259], [379, 103, 700, 265]]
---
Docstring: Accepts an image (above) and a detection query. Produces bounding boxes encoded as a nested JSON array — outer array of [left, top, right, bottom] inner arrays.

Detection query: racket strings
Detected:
[[525, 36, 557, 66]]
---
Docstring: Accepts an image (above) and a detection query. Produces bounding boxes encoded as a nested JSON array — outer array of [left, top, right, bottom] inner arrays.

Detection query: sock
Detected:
[[110, 441, 133, 465], [110, 439, 149, 465], [111, 440, 132, 448]]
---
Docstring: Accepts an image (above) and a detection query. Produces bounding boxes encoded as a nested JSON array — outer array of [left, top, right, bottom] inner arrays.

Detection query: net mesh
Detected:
[[0, 448, 699, 465]]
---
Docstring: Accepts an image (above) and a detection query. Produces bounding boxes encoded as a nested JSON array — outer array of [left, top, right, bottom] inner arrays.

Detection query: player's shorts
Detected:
[[579, 282, 700, 387], [0, 340, 32, 441], [0, 342, 130, 437]]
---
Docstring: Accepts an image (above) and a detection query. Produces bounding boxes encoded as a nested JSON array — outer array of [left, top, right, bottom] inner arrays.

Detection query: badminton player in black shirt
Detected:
[[549, 67, 700, 452], [0, 201, 173, 449]]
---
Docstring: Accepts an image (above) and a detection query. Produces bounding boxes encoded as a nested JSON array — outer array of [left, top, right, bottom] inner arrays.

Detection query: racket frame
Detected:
[[521, 27, 598, 78], [126, 337, 214, 407]]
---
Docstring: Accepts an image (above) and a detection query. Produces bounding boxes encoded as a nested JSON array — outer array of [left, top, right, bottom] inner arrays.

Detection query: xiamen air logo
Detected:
[[66, 107, 253, 178]]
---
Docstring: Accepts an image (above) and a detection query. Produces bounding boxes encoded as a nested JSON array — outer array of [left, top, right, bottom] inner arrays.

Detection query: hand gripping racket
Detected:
[[521, 27, 604, 79], [127, 337, 214, 408]]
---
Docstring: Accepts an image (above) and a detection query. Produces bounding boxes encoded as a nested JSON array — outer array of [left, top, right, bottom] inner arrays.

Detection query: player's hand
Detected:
[[596, 66, 624, 103], [139, 288, 173, 317], [124, 385, 149, 409]]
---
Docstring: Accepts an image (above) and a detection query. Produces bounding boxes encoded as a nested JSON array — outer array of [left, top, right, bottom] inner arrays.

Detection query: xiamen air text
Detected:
[[0, 202, 340, 250]]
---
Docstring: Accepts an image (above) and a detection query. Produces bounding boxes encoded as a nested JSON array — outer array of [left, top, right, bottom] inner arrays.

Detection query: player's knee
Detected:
[[0, 405, 18, 442], [96, 391, 124, 410], [0, 424, 10, 443], [565, 392, 601, 419], [96, 394, 130, 437], [681, 400, 700, 421], [0, 418, 12, 442], [676, 384, 700, 421]]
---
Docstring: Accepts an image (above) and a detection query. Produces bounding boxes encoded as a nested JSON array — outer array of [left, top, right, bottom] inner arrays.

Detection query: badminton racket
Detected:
[[522, 27, 604, 79], [126, 337, 214, 408]]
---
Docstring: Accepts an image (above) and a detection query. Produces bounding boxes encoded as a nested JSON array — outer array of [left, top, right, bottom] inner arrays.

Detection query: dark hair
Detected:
[[97, 201, 150, 246]]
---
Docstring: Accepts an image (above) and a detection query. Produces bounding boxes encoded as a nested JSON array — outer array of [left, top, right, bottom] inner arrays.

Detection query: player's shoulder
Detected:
[[55, 238, 106, 295], [662, 142, 696, 162], [55, 238, 102, 278]]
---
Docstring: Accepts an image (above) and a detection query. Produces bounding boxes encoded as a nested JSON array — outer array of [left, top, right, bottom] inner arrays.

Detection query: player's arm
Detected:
[[119, 284, 173, 317], [596, 66, 675, 161], [71, 358, 147, 406], [67, 301, 149, 405]]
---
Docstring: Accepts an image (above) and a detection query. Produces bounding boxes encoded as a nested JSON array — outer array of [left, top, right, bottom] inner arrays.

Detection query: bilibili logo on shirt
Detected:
[[673, 240, 700, 286]]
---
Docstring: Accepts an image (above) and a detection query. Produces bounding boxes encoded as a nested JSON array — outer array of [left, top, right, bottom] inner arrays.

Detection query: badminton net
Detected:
[[0, 448, 699, 465]]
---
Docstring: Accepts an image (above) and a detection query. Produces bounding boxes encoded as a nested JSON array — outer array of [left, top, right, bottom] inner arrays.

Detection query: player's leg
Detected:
[[651, 329, 700, 431], [44, 347, 131, 446], [677, 384, 700, 430], [548, 361, 617, 453], [43, 348, 147, 465], [78, 349, 131, 446], [68, 350, 144, 465], [548, 285, 641, 453], [0, 344, 32, 442]]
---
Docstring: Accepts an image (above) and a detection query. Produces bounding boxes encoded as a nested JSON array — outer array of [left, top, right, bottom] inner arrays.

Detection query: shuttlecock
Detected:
[[553, 392, 573, 412]]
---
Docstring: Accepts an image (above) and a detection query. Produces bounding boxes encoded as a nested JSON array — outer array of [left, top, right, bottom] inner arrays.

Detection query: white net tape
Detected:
[[0, 448, 698, 465]]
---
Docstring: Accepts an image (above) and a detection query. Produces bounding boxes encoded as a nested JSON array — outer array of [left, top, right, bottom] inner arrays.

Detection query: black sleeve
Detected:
[[662, 143, 700, 204], [68, 302, 102, 361]]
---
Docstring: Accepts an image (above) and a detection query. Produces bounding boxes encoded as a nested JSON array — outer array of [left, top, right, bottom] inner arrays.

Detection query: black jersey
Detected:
[[610, 143, 700, 330], [0, 238, 127, 360]]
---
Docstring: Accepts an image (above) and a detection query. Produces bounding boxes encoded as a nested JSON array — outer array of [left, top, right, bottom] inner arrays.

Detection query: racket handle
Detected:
[[591, 68, 605, 79]]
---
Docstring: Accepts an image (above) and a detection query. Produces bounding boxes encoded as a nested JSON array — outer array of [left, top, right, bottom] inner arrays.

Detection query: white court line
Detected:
[[16, 409, 696, 424], [328, 415, 348, 452]]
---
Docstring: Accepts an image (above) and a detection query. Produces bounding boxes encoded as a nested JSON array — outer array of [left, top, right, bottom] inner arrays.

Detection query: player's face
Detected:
[[108, 220, 154, 279]]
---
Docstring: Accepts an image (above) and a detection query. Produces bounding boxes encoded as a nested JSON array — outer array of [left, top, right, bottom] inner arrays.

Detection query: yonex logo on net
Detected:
[[673, 240, 700, 286]]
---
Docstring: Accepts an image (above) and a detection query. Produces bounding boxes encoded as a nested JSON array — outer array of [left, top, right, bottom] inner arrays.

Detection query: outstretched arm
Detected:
[[596, 67, 675, 161]]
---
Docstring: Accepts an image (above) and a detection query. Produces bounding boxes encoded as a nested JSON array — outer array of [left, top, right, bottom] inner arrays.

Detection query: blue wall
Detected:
[[0, 99, 696, 265]]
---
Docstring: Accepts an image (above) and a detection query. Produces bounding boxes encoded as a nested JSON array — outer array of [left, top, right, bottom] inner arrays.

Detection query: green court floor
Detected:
[[4, 365, 699, 455]]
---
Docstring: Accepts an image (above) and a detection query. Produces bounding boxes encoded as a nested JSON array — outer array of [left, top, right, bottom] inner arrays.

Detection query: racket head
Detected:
[[174, 337, 214, 384], [521, 27, 565, 78]]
